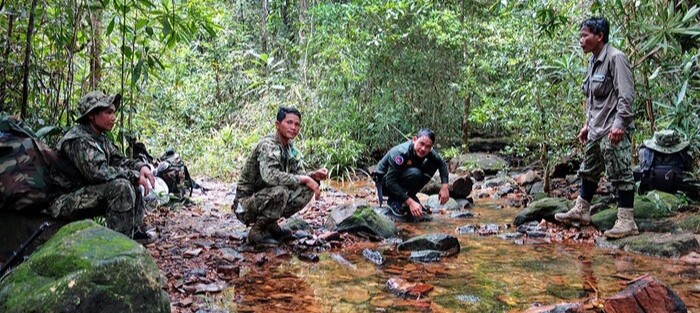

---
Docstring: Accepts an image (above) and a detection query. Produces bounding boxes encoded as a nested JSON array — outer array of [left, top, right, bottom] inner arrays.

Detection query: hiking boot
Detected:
[[132, 227, 157, 245], [604, 207, 639, 239], [555, 197, 591, 226], [269, 222, 293, 240], [247, 222, 280, 246]]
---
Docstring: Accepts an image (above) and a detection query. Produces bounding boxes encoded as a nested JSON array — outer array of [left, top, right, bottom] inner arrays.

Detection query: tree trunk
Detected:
[[261, 0, 268, 54], [421, 173, 473, 199], [460, 0, 470, 153], [0, 14, 14, 110], [20, 0, 39, 120], [89, 7, 103, 89]]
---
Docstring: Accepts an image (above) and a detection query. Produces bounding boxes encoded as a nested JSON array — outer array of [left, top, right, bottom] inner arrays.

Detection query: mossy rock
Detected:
[[595, 233, 700, 258], [514, 197, 572, 226], [676, 214, 700, 234], [398, 234, 460, 257], [450, 153, 508, 175], [591, 191, 682, 231], [0, 220, 169, 313], [326, 201, 398, 238]]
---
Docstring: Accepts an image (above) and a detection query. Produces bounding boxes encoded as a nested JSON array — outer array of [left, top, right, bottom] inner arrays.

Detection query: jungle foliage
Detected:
[[1, 0, 698, 180]]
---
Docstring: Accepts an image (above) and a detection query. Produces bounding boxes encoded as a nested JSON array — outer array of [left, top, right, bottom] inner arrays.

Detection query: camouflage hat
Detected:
[[77, 91, 121, 121], [643, 129, 689, 154]]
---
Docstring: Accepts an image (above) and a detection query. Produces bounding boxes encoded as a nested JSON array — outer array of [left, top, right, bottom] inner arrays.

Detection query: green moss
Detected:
[[591, 208, 617, 230], [634, 191, 681, 218], [676, 214, 700, 234]]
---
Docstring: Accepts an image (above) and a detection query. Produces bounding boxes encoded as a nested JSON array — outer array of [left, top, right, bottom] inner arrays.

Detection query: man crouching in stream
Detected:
[[233, 107, 328, 246]]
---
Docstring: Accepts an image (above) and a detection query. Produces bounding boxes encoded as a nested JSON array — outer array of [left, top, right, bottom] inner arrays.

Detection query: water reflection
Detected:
[[237, 181, 700, 312]]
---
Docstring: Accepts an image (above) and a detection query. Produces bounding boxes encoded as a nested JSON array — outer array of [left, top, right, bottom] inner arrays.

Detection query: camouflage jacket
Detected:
[[51, 124, 146, 189], [235, 134, 305, 198]]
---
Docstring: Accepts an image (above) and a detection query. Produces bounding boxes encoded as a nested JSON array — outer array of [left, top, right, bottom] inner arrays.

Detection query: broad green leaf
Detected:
[[136, 19, 148, 31], [106, 15, 116, 36], [132, 59, 144, 87]]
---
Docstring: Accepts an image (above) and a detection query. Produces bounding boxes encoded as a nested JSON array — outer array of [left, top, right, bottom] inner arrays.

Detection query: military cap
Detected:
[[643, 129, 690, 154], [77, 91, 121, 121]]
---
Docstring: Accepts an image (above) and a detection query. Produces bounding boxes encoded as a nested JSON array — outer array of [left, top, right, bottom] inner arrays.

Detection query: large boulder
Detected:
[[514, 197, 572, 226], [397, 234, 460, 257], [595, 233, 699, 258], [604, 275, 687, 313], [0, 220, 169, 313], [591, 191, 682, 231], [324, 201, 398, 238], [449, 153, 509, 175]]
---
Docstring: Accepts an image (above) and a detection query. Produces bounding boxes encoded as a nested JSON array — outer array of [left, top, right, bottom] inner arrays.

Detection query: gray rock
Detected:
[[456, 224, 478, 234], [409, 250, 441, 263], [398, 234, 460, 257], [362, 249, 384, 265], [455, 294, 480, 303], [514, 197, 572, 226], [284, 217, 310, 231], [450, 211, 475, 219], [424, 195, 461, 211], [498, 232, 524, 240], [0, 220, 169, 313], [483, 176, 517, 188], [455, 198, 473, 209], [450, 153, 509, 175], [528, 182, 545, 195]]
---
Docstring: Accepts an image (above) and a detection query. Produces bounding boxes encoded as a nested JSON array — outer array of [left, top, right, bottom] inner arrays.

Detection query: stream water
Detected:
[[226, 181, 700, 313]]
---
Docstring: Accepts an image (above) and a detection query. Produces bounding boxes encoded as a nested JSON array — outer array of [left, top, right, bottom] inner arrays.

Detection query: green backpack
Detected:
[[0, 115, 59, 212], [155, 148, 194, 202]]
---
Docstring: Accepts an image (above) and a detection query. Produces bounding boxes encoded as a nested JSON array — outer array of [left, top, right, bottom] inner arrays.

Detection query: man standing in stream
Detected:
[[555, 17, 638, 239]]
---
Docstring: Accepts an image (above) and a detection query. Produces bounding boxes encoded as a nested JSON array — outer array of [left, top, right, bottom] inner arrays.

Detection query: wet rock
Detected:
[[0, 220, 169, 313], [514, 197, 572, 226], [483, 176, 517, 188], [386, 278, 434, 299], [455, 198, 474, 209], [514, 170, 541, 185], [592, 191, 682, 231], [521, 303, 583, 313], [477, 224, 500, 236], [456, 224, 478, 234], [604, 275, 687, 313], [409, 250, 441, 263], [297, 253, 319, 263], [397, 234, 460, 257], [471, 168, 486, 181], [283, 217, 310, 231], [421, 173, 473, 198], [595, 233, 699, 258], [498, 232, 524, 240], [424, 195, 461, 211], [362, 249, 384, 265], [293, 230, 312, 239], [492, 184, 516, 199], [324, 201, 398, 238], [449, 153, 509, 175], [450, 211, 475, 219], [455, 294, 480, 303]]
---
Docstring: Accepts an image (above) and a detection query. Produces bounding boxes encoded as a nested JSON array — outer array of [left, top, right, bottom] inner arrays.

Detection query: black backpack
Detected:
[[636, 145, 696, 196]]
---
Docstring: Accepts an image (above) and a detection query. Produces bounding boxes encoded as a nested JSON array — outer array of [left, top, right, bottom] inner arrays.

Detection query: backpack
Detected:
[[636, 145, 695, 196], [0, 115, 58, 212], [155, 148, 194, 202]]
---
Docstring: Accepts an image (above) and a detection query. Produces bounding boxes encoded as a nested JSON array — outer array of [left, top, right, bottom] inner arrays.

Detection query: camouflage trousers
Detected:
[[48, 178, 144, 236], [578, 134, 635, 191], [234, 185, 314, 225]]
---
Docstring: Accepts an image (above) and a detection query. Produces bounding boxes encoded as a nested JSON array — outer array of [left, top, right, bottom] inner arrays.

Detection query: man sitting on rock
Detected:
[[233, 107, 328, 246], [49, 91, 156, 243], [374, 129, 449, 222]]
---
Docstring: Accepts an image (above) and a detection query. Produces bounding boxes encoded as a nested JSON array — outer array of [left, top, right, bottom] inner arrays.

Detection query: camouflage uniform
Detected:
[[49, 93, 147, 237], [233, 134, 313, 239]]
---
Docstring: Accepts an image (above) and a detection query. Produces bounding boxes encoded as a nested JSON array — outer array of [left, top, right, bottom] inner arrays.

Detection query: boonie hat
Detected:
[[643, 129, 689, 154], [77, 91, 121, 121]]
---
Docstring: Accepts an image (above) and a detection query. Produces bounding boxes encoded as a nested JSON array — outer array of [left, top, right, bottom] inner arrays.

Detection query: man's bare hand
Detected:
[[406, 199, 424, 218], [299, 175, 321, 200], [139, 166, 155, 195], [438, 184, 450, 205], [310, 168, 328, 181], [578, 126, 589, 144], [608, 127, 624, 145]]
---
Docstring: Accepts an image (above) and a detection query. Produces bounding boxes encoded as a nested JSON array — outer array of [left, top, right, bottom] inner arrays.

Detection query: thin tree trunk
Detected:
[[89, 7, 103, 89], [299, 0, 307, 84], [460, 0, 470, 153], [0, 15, 14, 109], [262, 0, 268, 54], [21, 0, 39, 120]]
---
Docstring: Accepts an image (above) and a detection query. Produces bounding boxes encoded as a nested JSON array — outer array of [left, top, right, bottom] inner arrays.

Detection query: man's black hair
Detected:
[[276, 107, 302, 122], [416, 128, 436, 143], [581, 17, 609, 43]]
